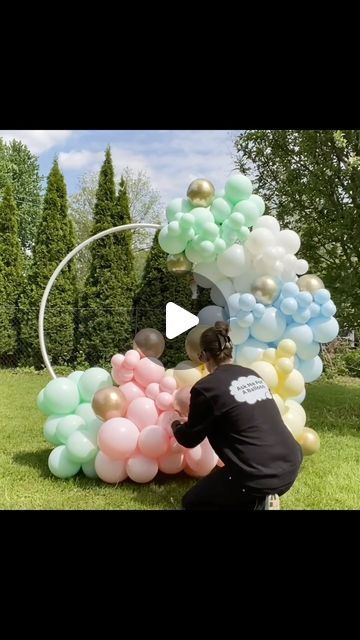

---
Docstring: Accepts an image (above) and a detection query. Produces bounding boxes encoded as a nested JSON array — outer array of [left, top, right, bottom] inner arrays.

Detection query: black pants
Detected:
[[182, 467, 291, 511]]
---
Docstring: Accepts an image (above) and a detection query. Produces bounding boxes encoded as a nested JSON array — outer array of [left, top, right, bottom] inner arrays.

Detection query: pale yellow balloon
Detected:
[[164, 368, 175, 378], [174, 361, 202, 389], [276, 357, 294, 375], [277, 369, 305, 399], [263, 348, 277, 364], [167, 253, 192, 275], [298, 427, 320, 456], [277, 339, 297, 357], [283, 411, 305, 442], [273, 393, 286, 416], [297, 274, 324, 294], [250, 361, 278, 390]]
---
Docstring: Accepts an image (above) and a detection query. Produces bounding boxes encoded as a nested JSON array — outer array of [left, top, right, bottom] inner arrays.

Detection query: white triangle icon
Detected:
[[166, 302, 199, 339]]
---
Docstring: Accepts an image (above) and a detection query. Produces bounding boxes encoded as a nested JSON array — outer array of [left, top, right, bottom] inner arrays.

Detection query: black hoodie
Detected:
[[173, 363, 303, 493]]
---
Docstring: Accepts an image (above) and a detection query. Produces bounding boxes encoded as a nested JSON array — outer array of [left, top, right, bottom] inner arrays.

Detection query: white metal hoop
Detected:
[[38, 223, 162, 379]]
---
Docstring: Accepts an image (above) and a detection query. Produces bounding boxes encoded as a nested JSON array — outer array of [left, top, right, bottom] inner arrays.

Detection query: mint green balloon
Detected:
[[168, 221, 182, 236], [78, 368, 112, 403], [199, 240, 216, 259], [214, 237, 227, 254], [210, 197, 232, 224], [66, 429, 97, 464], [158, 226, 187, 254], [43, 415, 62, 445], [75, 403, 102, 432], [232, 200, 259, 226], [48, 445, 81, 479], [185, 242, 203, 264], [192, 208, 214, 234], [82, 458, 98, 479], [166, 197, 192, 222], [37, 389, 53, 416], [221, 220, 238, 246], [202, 221, 219, 241], [68, 370, 84, 384], [228, 212, 245, 231], [179, 213, 195, 230], [56, 414, 86, 444], [43, 378, 80, 415], [225, 174, 253, 204], [237, 226, 251, 242], [248, 194, 265, 216]]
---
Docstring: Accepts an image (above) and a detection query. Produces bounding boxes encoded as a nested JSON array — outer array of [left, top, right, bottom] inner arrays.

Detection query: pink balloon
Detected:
[[119, 381, 144, 406], [156, 392, 174, 411], [159, 376, 177, 393], [111, 354, 125, 368], [126, 454, 158, 483], [138, 425, 169, 458], [217, 459, 225, 468], [186, 439, 218, 476], [126, 397, 158, 431], [145, 382, 160, 400], [184, 464, 203, 478], [98, 417, 139, 460], [112, 367, 133, 385], [157, 410, 182, 435], [158, 452, 185, 474], [169, 436, 184, 454], [133, 357, 165, 387], [185, 445, 202, 467], [95, 451, 127, 483], [123, 349, 141, 370], [173, 385, 191, 417]]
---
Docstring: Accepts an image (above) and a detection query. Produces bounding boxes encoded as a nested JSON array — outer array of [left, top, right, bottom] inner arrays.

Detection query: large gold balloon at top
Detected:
[[187, 179, 215, 208], [92, 386, 127, 422], [251, 275, 280, 305], [167, 253, 192, 275], [297, 274, 324, 294]]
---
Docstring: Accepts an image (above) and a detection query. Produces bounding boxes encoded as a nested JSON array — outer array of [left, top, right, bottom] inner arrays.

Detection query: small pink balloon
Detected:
[[145, 382, 160, 400], [112, 367, 133, 385], [157, 410, 181, 435], [185, 445, 202, 467], [98, 417, 139, 460], [169, 436, 184, 454], [186, 439, 217, 476], [95, 451, 127, 484], [111, 354, 125, 368], [119, 381, 144, 406], [126, 397, 158, 431], [126, 454, 158, 483], [158, 452, 185, 474], [159, 376, 177, 393], [156, 392, 174, 411], [173, 385, 191, 417], [133, 357, 165, 387], [138, 425, 169, 458], [184, 464, 202, 478], [123, 349, 141, 370]]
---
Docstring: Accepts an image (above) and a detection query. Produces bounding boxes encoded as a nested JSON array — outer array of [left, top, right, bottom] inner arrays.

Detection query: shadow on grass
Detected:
[[13, 448, 52, 477]]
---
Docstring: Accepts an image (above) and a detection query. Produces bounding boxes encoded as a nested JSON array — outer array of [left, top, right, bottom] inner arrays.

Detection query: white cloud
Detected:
[[58, 149, 104, 170], [0, 130, 73, 154]]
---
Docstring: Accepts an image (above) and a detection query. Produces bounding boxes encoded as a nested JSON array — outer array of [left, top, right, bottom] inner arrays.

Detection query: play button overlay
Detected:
[[166, 303, 199, 339]]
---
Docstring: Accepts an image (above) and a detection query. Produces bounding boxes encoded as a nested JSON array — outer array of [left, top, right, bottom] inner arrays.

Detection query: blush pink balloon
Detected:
[[138, 425, 169, 458], [155, 392, 174, 411], [145, 382, 160, 400], [157, 410, 182, 435], [126, 397, 158, 431], [126, 454, 158, 483], [173, 385, 192, 417], [95, 451, 127, 483], [111, 354, 125, 368], [133, 357, 165, 387], [185, 445, 202, 468], [186, 439, 218, 476], [158, 452, 185, 474], [159, 376, 177, 393], [217, 459, 225, 468], [119, 381, 145, 406], [184, 464, 203, 478], [112, 367, 133, 385], [169, 436, 184, 454], [98, 417, 139, 460], [123, 349, 141, 370]]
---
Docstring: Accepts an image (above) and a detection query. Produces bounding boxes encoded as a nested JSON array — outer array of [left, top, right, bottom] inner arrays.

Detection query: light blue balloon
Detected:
[[229, 318, 250, 345], [250, 307, 287, 342], [314, 288, 331, 304], [235, 338, 268, 365], [280, 297, 298, 315], [309, 302, 321, 318], [273, 295, 283, 309], [239, 293, 256, 312], [282, 283, 299, 297], [296, 291, 313, 308], [292, 308, 311, 324], [296, 341, 320, 361], [226, 294, 241, 317], [284, 323, 313, 347], [297, 356, 323, 382], [321, 300, 336, 317], [253, 303, 265, 319], [308, 316, 339, 343], [198, 305, 226, 325], [237, 311, 254, 328]]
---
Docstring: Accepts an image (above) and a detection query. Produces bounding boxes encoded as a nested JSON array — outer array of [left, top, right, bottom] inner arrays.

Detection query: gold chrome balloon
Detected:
[[187, 179, 215, 208], [92, 386, 127, 421], [166, 253, 192, 275], [299, 427, 320, 456], [297, 274, 324, 294], [251, 275, 280, 305]]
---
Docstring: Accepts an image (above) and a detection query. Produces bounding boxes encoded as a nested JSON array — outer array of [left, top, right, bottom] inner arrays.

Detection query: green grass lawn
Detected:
[[1, 369, 360, 509]]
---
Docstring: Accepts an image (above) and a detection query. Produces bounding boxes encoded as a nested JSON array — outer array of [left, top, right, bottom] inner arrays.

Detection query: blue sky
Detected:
[[0, 130, 240, 204]]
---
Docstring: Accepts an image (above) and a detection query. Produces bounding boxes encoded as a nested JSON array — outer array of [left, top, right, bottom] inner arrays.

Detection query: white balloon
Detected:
[[245, 228, 275, 255], [198, 305, 226, 325], [296, 259, 309, 275], [210, 278, 235, 306], [278, 230, 301, 254], [193, 261, 223, 288], [229, 318, 250, 345], [217, 244, 246, 278], [254, 215, 280, 234]]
